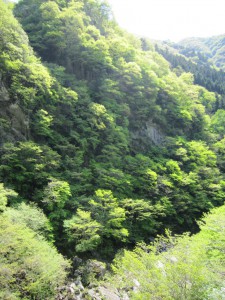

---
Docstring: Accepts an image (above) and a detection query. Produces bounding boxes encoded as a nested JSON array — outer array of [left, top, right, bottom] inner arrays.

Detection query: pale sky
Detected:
[[107, 0, 225, 42]]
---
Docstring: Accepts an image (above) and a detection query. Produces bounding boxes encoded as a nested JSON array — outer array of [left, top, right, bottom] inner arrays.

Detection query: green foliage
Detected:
[[210, 109, 225, 136], [0, 141, 61, 200], [213, 137, 225, 172], [89, 189, 128, 241], [178, 34, 225, 71], [121, 198, 160, 242], [33, 109, 53, 137], [0, 183, 17, 212], [43, 178, 71, 211], [110, 203, 225, 299], [0, 0, 225, 275], [156, 40, 225, 98], [197, 204, 225, 262], [42, 178, 72, 234], [4, 202, 53, 241], [64, 208, 102, 252], [0, 214, 69, 299], [64, 189, 128, 255]]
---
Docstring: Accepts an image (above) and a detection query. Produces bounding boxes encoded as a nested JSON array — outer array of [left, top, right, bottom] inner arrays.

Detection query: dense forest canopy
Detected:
[[179, 35, 225, 71], [1, 0, 225, 298]]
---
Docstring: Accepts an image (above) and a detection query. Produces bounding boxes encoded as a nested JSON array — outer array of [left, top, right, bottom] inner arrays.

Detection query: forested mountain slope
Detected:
[[153, 39, 225, 102], [154, 34, 225, 101], [179, 34, 225, 70], [1, 0, 225, 298]]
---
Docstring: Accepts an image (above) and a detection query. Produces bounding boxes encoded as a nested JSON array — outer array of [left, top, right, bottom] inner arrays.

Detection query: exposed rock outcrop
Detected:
[[131, 120, 165, 149], [56, 258, 130, 300], [0, 74, 29, 143], [56, 282, 130, 300], [0, 76, 10, 102]]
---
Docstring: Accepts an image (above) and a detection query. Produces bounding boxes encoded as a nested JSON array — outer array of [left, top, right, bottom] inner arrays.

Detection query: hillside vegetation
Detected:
[[179, 35, 225, 70], [155, 40, 225, 98], [1, 0, 225, 298], [108, 204, 225, 299]]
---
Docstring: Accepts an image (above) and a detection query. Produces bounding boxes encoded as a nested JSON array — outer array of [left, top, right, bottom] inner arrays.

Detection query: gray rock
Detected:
[[145, 120, 165, 145], [0, 85, 10, 102], [121, 293, 130, 300], [87, 289, 102, 300], [85, 260, 106, 278], [74, 280, 84, 292], [73, 256, 83, 269], [99, 286, 121, 300], [0, 74, 10, 102], [131, 120, 165, 147]]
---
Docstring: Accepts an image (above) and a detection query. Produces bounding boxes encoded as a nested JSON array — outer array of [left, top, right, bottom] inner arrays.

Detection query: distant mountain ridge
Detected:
[[153, 34, 225, 101], [178, 34, 225, 70]]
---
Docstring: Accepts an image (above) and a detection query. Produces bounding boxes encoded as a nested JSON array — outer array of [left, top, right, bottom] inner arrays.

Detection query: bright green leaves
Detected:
[[197, 205, 225, 262], [83, 0, 113, 34], [0, 214, 69, 299], [0, 142, 61, 200], [108, 34, 136, 63], [43, 178, 71, 211], [0, 0, 29, 57], [198, 88, 216, 112], [210, 109, 225, 136], [186, 141, 216, 168], [179, 72, 194, 84], [213, 137, 225, 172], [40, 1, 61, 20], [123, 154, 158, 197], [0, 184, 8, 212], [110, 220, 225, 300], [64, 189, 128, 254], [4, 202, 53, 241], [0, 183, 17, 212], [0, 0, 56, 112], [89, 103, 113, 130], [64, 209, 102, 252], [42, 178, 71, 232], [1, 0, 225, 268], [33, 109, 53, 137], [79, 25, 112, 77], [121, 198, 158, 242], [154, 70, 211, 138], [93, 165, 133, 197], [89, 189, 128, 241]]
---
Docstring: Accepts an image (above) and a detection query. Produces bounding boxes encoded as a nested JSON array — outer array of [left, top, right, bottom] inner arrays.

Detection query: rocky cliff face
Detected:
[[56, 259, 130, 300], [131, 120, 165, 150], [0, 74, 29, 144], [0, 75, 10, 102]]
